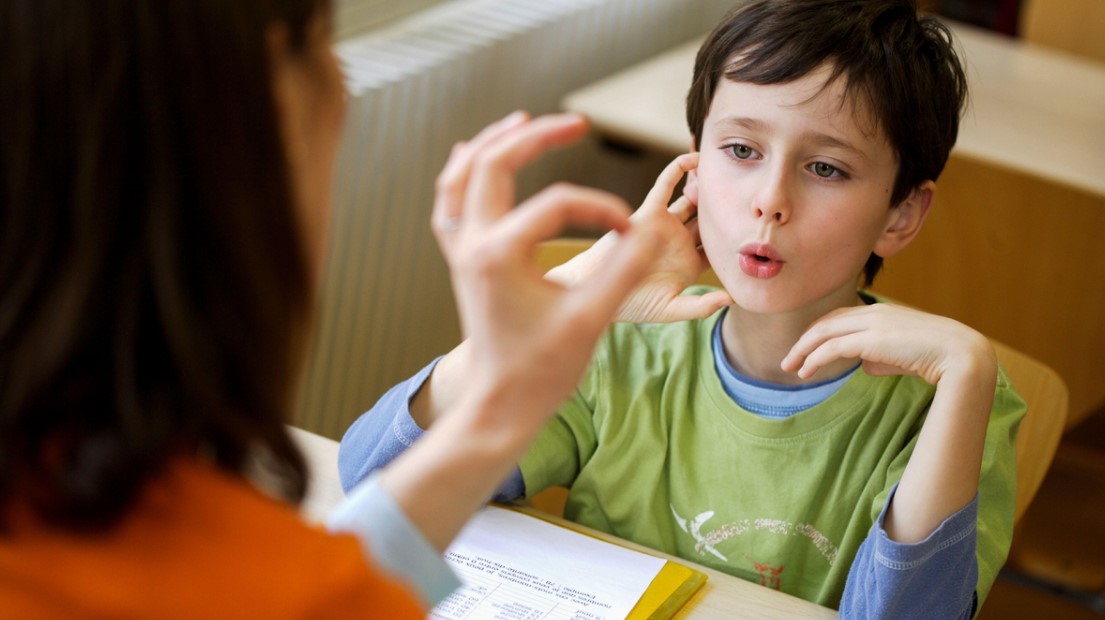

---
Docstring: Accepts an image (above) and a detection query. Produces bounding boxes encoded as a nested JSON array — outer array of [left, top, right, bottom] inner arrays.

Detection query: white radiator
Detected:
[[294, 0, 735, 439]]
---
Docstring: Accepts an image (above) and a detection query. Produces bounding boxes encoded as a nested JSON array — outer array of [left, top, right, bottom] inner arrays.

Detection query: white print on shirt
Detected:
[[670, 506, 727, 561], [671, 504, 840, 590]]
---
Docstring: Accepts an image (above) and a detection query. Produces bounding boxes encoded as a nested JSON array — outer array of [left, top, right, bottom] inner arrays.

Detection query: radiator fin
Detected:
[[295, 0, 734, 439]]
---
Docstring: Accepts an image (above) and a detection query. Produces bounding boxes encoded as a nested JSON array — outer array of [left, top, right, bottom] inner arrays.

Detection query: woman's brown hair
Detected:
[[0, 0, 329, 530]]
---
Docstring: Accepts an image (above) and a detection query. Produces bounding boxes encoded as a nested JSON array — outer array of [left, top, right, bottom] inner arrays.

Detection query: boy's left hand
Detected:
[[784, 302, 1000, 545], [781, 303, 996, 386]]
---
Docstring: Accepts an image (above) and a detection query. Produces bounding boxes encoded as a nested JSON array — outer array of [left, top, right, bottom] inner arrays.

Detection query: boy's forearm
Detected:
[[884, 342, 997, 544], [410, 341, 472, 429]]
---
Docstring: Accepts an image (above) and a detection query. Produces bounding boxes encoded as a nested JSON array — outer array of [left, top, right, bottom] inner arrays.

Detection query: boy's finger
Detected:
[[567, 227, 659, 325], [782, 309, 870, 373], [666, 195, 697, 225], [791, 332, 867, 379], [641, 152, 698, 214], [653, 291, 733, 322]]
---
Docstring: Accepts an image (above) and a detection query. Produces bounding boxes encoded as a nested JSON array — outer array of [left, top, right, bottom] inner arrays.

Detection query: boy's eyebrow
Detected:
[[714, 116, 870, 161], [806, 132, 870, 162], [716, 116, 767, 133]]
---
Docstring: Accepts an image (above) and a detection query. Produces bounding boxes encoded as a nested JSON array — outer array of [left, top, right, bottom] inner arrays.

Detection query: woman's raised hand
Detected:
[[431, 111, 660, 425]]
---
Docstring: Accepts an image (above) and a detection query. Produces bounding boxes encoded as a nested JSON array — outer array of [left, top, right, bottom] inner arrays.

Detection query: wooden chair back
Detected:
[[991, 340, 1069, 522]]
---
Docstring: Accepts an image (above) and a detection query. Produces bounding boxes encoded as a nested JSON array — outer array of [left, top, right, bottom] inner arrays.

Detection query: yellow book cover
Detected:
[[502, 503, 708, 619], [627, 561, 708, 619]]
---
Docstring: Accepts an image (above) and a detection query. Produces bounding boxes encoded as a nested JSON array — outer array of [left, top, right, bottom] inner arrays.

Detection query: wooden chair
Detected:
[[532, 238, 1068, 524], [991, 339, 1069, 523], [1020, 0, 1105, 64]]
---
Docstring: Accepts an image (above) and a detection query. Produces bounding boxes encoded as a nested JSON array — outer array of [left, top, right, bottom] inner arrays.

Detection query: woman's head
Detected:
[[0, 0, 339, 529]]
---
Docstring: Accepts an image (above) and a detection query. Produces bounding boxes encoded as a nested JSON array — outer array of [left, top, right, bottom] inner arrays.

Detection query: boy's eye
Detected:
[[730, 144, 757, 160], [811, 162, 840, 178]]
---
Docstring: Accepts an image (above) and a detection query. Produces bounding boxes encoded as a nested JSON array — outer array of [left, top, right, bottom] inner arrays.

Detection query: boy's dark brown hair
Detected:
[[686, 0, 968, 286], [0, 0, 330, 530]]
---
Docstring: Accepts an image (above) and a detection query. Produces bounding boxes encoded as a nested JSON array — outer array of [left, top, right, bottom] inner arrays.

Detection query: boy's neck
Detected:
[[719, 291, 867, 386]]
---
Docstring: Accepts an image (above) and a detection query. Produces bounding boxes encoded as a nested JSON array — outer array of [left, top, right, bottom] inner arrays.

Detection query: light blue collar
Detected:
[[711, 312, 859, 419]]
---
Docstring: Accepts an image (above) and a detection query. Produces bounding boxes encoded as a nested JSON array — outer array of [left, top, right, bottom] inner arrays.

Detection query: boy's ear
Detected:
[[683, 140, 700, 204], [874, 181, 934, 258], [684, 168, 700, 205]]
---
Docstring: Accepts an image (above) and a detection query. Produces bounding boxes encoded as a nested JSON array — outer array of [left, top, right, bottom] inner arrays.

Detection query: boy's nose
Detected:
[[750, 169, 792, 224]]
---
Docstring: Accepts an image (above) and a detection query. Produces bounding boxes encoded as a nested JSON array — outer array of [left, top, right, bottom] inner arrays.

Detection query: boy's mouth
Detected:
[[738, 243, 784, 279], [740, 242, 782, 262]]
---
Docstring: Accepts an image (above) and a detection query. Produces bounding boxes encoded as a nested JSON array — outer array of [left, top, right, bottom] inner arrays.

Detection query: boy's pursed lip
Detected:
[[738, 242, 784, 279]]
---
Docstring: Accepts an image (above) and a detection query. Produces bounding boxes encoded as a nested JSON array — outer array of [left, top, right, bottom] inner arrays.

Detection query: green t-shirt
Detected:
[[519, 306, 1024, 608]]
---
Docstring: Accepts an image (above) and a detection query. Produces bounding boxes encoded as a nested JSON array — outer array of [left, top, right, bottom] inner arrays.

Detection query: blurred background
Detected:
[[298, 1, 1105, 616]]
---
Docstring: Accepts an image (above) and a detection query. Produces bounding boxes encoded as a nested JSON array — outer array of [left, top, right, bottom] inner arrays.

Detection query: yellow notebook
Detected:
[[503, 504, 708, 620], [627, 559, 708, 619]]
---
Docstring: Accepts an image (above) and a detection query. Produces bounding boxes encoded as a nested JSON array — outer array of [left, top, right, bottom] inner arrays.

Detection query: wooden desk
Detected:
[[563, 21, 1105, 428], [289, 426, 838, 619]]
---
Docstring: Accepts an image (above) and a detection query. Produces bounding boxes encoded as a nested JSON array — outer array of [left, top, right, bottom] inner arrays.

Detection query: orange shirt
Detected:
[[0, 458, 425, 618]]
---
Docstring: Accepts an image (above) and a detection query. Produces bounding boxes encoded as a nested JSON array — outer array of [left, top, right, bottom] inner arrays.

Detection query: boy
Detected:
[[339, 1, 1025, 616]]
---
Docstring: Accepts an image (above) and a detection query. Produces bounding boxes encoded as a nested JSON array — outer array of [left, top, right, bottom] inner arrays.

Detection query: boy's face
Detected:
[[692, 63, 922, 317]]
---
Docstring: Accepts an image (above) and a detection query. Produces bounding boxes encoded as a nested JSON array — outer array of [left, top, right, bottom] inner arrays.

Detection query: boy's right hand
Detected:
[[545, 153, 732, 324]]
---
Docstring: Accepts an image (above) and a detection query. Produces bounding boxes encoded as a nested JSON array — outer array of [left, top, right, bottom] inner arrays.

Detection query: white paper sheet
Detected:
[[430, 505, 666, 620]]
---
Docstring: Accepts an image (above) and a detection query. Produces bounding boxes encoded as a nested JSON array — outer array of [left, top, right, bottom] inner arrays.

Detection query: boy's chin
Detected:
[[724, 284, 853, 319], [724, 289, 795, 316]]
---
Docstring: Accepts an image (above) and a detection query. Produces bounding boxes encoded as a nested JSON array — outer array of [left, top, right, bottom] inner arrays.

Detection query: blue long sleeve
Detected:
[[337, 357, 526, 501], [338, 359, 441, 492], [841, 486, 979, 619]]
